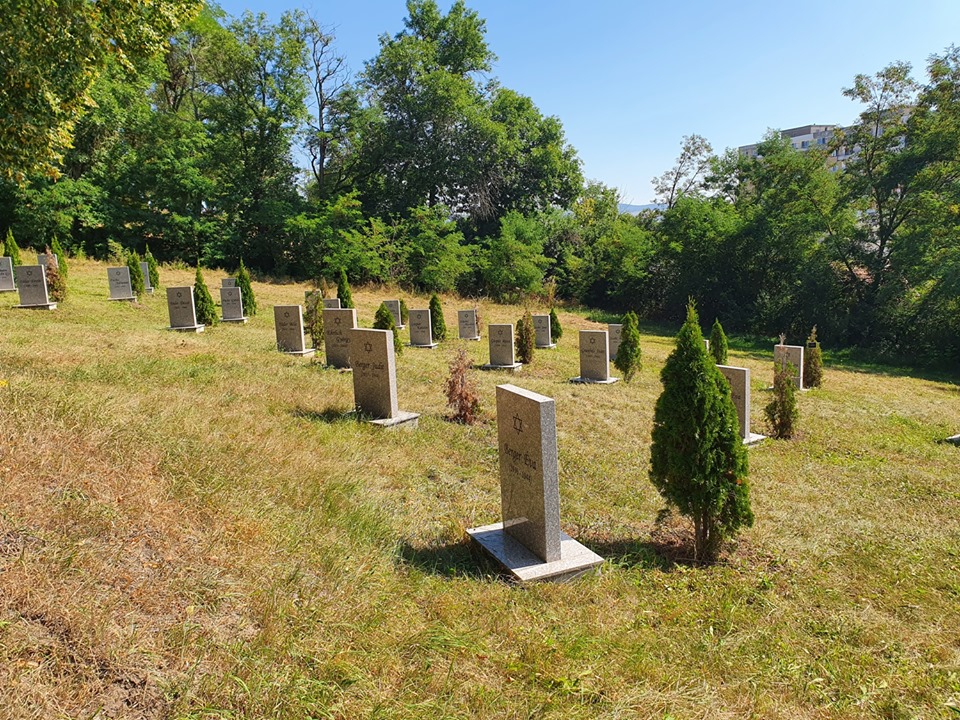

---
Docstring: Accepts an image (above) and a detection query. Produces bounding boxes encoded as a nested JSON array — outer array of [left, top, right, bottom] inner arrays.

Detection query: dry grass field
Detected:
[[1, 259, 959, 719]]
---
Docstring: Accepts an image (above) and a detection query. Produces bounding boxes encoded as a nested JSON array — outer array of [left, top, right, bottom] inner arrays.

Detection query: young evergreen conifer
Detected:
[[237, 259, 257, 316], [516, 311, 535, 364], [399, 298, 409, 325], [803, 326, 823, 388], [193, 265, 218, 326], [429, 293, 447, 341], [374, 302, 403, 354], [50, 237, 68, 279], [549, 306, 563, 342], [766, 361, 799, 438], [614, 311, 642, 382], [127, 251, 145, 299], [649, 301, 752, 563], [144, 244, 160, 288], [4, 229, 22, 265], [709, 318, 728, 365], [337, 268, 354, 308]]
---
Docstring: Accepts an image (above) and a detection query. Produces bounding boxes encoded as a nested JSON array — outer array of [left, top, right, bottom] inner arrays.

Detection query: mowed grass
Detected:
[[1, 259, 959, 720]]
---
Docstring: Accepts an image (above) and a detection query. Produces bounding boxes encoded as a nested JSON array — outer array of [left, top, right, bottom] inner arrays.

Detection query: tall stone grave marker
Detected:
[[384, 299, 404, 328], [36, 253, 58, 270], [220, 286, 247, 323], [323, 297, 341, 309], [608, 323, 622, 360], [107, 266, 136, 301], [717, 365, 765, 445], [13, 266, 56, 310], [274, 305, 314, 356], [457, 309, 480, 341], [571, 330, 618, 384], [349, 327, 419, 428], [323, 307, 356, 369], [466, 384, 604, 582], [140, 261, 154, 294], [532, 314, 555, 348], [409, 308, 437, 348], [221, 278, 236, 287], [0, 257, 16, 293], [481, 323, 521, 371], [166, 287, 203, 331], [774, 344, 804, 389]]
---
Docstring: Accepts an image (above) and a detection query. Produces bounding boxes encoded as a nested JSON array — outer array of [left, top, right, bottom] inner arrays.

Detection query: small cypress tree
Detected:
[[144, 244, 160, 289], [549, 306, 563, 342], [374, 302, 403, 355], [50, 237, 68, 279], [709, 318, 728, 365], [766, 361, 799, 439], [516, 311, 535, 364], [337, 268, 354, 309], [193, 265, 218, 326], [429, 293, 447, 341], [45, 250, 66, 302], [237, 259, 257, 316], [4, 229, 22, 265], [649, 302, 752, 563], [399, 298, 409, 325], [614, 311, 642, 382], [803, 326, 824, 388], [127, 251, 145, 300]]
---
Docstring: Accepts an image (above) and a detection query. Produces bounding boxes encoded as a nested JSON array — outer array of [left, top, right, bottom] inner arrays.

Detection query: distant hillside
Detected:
[[618, 202, 664, 215]]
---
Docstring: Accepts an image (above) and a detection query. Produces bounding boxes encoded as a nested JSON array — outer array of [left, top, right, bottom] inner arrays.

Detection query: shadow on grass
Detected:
[[291, 405, 356, 424], [395, 538, 493, 580]]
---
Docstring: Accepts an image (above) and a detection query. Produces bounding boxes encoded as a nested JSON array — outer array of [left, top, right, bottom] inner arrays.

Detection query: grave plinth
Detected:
[[571, 330, 618, 384], [13, 266, 56, 310], [349, 328, 419, 429], [480, 324, 521, 371]]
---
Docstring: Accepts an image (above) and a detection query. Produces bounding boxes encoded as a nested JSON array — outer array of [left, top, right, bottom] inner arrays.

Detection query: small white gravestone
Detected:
[[220, 286, 247, 323], [274, 305, 314, 356], [383, 299, 404, 329], [480, 323, 521, 371], [408, 308, 437, 348], [36, 253, 58, 270], [571, 330, 618, 384], [467, 384, 604, 582], [717, 365, 765, 446], [608, 323, 622, 360], [532, 314, 555, 348], [349, 327, 419, 428], [140, 261, 154, 294], [0, 257, 16, 292], [166, 287, 203, 332], [323, 297, 341, 309], [13, 265, 56, 310], [774, 344, 804, 389], [457, 309, 480, 341], [704, 338, 710, 351], [221, 278, 236, 287], [323, 307, 356, 369], [107, 267, 136, 301]]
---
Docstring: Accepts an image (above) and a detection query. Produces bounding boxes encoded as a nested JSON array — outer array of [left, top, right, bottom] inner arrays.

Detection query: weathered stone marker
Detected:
[[532, 314, 555, 348], [571, 330, 618, 384], [323, 307, 356, 369], [36, 253, 58, 270], [467, 384, 604, 582], [408, 308, 437, 348], [107, 267, 136, 301], [323, 297, 341, 309], [166, 287, 203, 331], [458, 309, 480, 340], [349, 327, 419, 428], [481, 323, 521, 371], [608, 323, 622, 360], [717, 365, 765, 445], [221, 278, 236, 287], [384, 299, 404, 328], [220, 286, 247, 323], [140, 261, 154, 294], [274, 305, 314, 356], [13, 265, 56, 310], [0, 257, 16, 293], [774, 344, 805, 389]]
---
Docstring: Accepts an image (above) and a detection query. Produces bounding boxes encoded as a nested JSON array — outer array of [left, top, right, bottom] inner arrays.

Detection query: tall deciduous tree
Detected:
[[652, 134, 714, 210]]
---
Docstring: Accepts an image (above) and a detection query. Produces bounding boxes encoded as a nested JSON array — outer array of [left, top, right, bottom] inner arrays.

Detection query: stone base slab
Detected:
[[221, 317, 248, 324], [467, 522, 604, 583], [945, 434, 960, 446], [0, 288, 17, 293], [409, 342, 438, 349], [460, 336, 481, 341], [282, 348, 316, 357], [367, 410, 419, 430], [570, 376, 619, 384], [535, 343, 557, 349], [109, 296, 136, 302], [479, 362, 522, 372], [168, 324, 204, 332], [744, 433, 766, 446], [15, 303, 57, 310]]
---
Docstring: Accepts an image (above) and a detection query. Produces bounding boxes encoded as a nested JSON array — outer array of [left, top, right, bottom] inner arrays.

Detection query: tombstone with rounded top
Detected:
[[323, 307, 356, 369], [166, 287, 203, 331], [107, 266, 136, 301], [532, 314, 555, 348], [458, 309, 480, 340], [14, 265, 56, 310], [220, 286, 247, 323], [349, 327, 419, 428], [274, 305, 314, 356], [0, 257, 16, 293], [409, 308, 437, 348], [717, 365, 765, 445], [571, 330, 618, 384], [481, 323, 521, 371]]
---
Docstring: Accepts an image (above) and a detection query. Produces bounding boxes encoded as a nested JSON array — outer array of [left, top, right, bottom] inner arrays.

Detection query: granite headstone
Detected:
[[608, 324, 622, 360], [457, 309, 480, 340], [107, 266, 136, 301], [323, 307, 356, 369], [274, 305, 314, 355], [323, 297, 341, 309], [572, 330, 617, 383], [774, 344, 805, 389], [140, 261, 154, 294], [349, 327, 419, 427], [481, 324, 521, 371], [409, 308, 437, 348], [0, 257, 15, 292], [221, 278, 236, 287], [532, 314, 555, 348], [717, 365, 765, 445], [220, 286, 246, 323], [384, 300, 404, 328], [166, 287, 203, 331], [14, 265, 56, 309]]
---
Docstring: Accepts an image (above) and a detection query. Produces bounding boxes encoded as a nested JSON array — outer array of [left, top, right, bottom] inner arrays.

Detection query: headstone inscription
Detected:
[[466, 384, 604, 582], [140, 261, 154, 294], [13, 266, 56, 310], [349, 327, 419, 428], [166, 287, 203, 331], [457, 309, 480, 341], [323, 297, 341, 309], [717, 365, 765, 445], [274, 305, 314, 356], [384, 300, 404, 329], [532, 314, 555, 349], [480, 323, 521, 371], [608, 323, 622, 360], [221, 278, 236, 287], [408, 308, 437, 348], [107, 266, 136, 301], [220, 286, 247, 323], [0, 257, 16, 292], [571, 330, 618, 384], [323, 307, 356, 369], [774, 344, 804, 389]]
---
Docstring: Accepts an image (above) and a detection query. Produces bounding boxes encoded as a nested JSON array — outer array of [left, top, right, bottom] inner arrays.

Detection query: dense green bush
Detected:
[[3, 229, 22, 265], [429, 293, 447, 341], [127, 251, 145, 300], [237, 259, 257, 316], [766, 361, 799, 438], [614, 311, 642, 382], [337, 268, 354, 309], [374, 302, 403, 355], [549, 306, 562, 342], [50, 237, 68, 279], [400, 298, 409, 325], [194, 266, 218, 326], [709, 318, 728, 365], [304, 290, 323, 349], [515, 311, 535, 364], [804, 326, 823, 388]]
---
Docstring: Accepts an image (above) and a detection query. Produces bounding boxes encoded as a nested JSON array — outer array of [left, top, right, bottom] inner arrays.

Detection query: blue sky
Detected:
[[215, 0, 960, 204]]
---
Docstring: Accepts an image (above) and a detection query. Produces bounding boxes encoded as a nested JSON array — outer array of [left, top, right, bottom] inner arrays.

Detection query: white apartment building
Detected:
[[739, 124, 857, 171]]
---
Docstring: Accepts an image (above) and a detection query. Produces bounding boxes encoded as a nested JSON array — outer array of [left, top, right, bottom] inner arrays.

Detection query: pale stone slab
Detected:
[[140, 261, 154, 294], [107, 266, 136, 301], [608, 324, 622, 359], [458, 309, 480, 340], [774, 344, 805, 389], [946, 434, 960, 446], [409, 308, 437, 348], [274, 305, 314, 355], [14, 265, 55, 309], [532, 314, 555, 348], [718, 365, 765, 445], [220, 286, 247, 323], [384, 300, 404, 328], [221, 278, 236, 287], [36, 253, 58, 270], [481, 323, 521, 371], [0, 257, 15, 292], [166, 287, 203, 331], [349, 327, 418, 427], [323, 308, 356, 369], [466, 524, 603, 583], [572, 330, 617, 384], [323, 298, 341, 309], [704, 339, 710, 351]]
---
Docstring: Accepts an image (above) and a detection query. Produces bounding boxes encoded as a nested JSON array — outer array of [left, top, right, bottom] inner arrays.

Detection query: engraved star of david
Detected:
[[590, 337, 596, 345], [334, 317, 341, 325], [364, 342, 372, 353], [512, 414, 523, 433]]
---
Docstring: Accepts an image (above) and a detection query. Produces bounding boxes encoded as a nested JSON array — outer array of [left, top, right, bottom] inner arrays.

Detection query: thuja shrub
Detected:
[[709, 318, 728, 365], [444, 348, 481, 424], [374, 302, 403, 355], [144, 245, 160, 289], [237, 259, 257, 316], [429, 293, 447, 341], [614, 311, 642, 382], [194, 265, 218, 326], [549, 306, 562, 342], [337, 268, 354, 309], [804, 326, 824, 388], [515, 311, 535, 364], [45, 250, 66, 302], [50, 237, 68, 279], [400, 298, 409, 325], [4, 229, 22, 265], [766, 361, 799, 439], [127, 251, 146, 300]]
